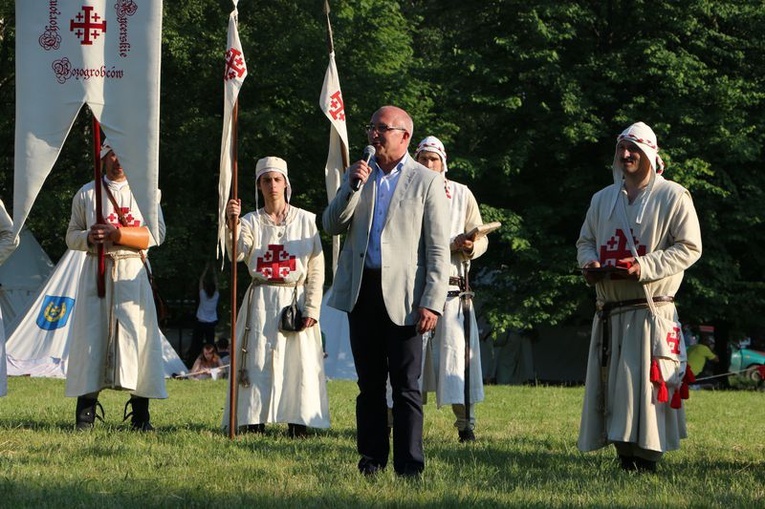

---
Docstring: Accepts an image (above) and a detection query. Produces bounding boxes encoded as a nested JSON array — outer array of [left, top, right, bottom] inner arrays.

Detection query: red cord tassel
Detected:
[[680, 381, 690, 400], [650, 358, 661, 383], [670, 388, 682, 409], [684, 368, 696, 384], [657, 380, 669, 403]]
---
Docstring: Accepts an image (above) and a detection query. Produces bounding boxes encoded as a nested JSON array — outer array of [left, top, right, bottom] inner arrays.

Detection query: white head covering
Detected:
[[414, 136, 448, 173], [100, 139, 114, 160], [255, 156, 292, 205], [609, 121, 665, 223], [612, 121, 664, 183]]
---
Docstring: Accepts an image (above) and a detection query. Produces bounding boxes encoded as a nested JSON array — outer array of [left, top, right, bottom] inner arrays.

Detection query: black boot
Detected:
[[123, 396, 154, 431], [288, 423, 307, 438], [75, 396, 103, 431]]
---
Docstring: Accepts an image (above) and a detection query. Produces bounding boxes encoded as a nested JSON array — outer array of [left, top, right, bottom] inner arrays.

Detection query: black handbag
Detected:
[[279, 285, 304, 333]]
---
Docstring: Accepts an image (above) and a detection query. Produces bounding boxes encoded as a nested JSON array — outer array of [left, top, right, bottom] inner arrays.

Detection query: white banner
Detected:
[[14, 0, 163, 243], [217, 0, 248, 260], [319, 51, 349, 274]]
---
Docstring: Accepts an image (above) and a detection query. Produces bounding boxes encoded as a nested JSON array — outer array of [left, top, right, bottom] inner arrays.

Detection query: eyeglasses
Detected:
[[365, 123, 408, 134]]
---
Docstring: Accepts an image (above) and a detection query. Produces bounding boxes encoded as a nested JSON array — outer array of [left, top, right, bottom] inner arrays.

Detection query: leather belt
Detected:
[[598, 296, 674, 315]]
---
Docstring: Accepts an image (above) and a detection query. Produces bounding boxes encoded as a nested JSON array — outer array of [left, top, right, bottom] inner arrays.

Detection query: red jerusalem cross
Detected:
[[329, 90, 346, 121], [224, 48, 246, 81], [665, 326, 681, 355], [256, 244, 296, 282], [599, 228, 646, 266], [70, 6, 107, 46]]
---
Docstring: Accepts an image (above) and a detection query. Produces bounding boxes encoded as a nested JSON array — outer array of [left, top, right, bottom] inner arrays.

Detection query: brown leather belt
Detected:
[[598, 296, 674, 368], [598, 295, 674, 314]]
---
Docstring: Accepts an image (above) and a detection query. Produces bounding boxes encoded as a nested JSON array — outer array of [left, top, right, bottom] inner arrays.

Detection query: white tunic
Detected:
[[576, 175, 701, 453], [421, 180, 487, 406], [222, 207, 329, 428], [65, 180, 167, 398], [0, 200, 20, 397]]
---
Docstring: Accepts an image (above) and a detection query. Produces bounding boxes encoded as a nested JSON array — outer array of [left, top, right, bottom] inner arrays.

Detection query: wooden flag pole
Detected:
[[92, 114, 105, 298], [227, 98, 240, 439], [324, 0, 349, 169]]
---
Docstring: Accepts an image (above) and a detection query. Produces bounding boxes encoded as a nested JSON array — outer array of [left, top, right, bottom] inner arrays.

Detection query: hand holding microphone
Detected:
[[351, 145, 376, 192]]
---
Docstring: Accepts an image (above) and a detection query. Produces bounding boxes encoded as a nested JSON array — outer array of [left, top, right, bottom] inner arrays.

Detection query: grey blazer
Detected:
[[323, 155, 450, 326]]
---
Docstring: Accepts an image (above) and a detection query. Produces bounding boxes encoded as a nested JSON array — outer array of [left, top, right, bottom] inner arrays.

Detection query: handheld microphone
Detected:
[[351, 145, 376, 191]]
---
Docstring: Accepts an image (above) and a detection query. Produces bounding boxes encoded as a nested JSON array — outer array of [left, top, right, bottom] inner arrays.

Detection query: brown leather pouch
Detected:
[[112, 226, 150, 250]]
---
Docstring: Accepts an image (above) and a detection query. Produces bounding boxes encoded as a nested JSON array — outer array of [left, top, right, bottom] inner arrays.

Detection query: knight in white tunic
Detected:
[[65, 141, 166, 431], [576, 122, 702, 471], [0, 199, 20, 397], [415, 137, 487, 442], [223, 157, 329, 437]]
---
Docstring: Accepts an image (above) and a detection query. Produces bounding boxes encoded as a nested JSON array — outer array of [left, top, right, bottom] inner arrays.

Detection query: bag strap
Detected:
[[616, 190, 659, 316], [102, 181, 129, 227]]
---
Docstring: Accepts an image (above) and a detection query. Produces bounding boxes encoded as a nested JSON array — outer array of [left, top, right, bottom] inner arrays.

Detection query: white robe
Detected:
[[222, 207, 329, 429], [0, 200, 20, 397], [421, 180, 487, 406], [576, 175, 702, 453], [64, 180, 167, 399]]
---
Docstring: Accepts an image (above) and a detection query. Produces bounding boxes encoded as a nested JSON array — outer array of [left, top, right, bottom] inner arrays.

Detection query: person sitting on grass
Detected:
[[190, 344, 224, 380]]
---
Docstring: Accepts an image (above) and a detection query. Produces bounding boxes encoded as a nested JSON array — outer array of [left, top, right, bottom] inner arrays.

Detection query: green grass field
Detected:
[[0, 377, 762, 508]]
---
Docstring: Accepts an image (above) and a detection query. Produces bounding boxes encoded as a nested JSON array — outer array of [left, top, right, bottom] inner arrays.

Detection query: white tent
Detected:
[[6, 249, 187, 378], [320, 286, 357, 380], [0, 228, 55, 332]]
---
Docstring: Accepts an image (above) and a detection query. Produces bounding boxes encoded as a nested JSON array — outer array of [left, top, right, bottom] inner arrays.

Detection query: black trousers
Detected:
[[348, 269, 424, 475]]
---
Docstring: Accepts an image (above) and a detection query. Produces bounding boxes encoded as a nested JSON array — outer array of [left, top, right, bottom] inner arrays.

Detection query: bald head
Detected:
[[368, 105, 414, 172]]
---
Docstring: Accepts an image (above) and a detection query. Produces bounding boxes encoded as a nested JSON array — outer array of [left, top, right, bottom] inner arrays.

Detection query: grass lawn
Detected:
[[0, 377, 762, 508]]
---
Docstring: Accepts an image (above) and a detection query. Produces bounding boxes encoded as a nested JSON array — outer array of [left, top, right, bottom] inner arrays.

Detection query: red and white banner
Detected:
[[319, 51, 349, 273], [217, 0, 248, 260], [14, 0, 163, 242]]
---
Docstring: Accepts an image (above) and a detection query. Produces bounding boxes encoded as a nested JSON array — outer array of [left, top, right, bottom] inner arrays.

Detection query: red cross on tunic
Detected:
[[665, 326, 681, 355], [70, 6, 107, 46], [599, 228, 646, 266], [106, 208, 141, 228], [256, 244, 296, 282], [224, 48, 246, 81]]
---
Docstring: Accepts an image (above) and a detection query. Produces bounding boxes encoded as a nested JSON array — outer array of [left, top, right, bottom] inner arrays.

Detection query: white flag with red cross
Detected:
[[319, 51, 349, 273], [217, 0, 248, 260], [14, 0, 163, 243]]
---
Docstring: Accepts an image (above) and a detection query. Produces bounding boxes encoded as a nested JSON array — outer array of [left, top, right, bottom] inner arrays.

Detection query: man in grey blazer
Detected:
[[323, 105, 449, 477]]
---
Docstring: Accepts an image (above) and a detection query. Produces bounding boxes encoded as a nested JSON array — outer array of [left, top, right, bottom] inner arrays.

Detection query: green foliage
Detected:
[[2, 0, 765, 338], [0, 378, 763, 507]]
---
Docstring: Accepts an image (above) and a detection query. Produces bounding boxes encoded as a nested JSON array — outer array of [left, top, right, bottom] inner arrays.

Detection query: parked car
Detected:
[[729, 341, 765, 382]]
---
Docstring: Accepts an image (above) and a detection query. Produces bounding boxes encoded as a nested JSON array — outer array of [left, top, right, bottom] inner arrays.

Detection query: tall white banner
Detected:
[[217, 0, 248, 260], [319, 51, 349, 273], [14, 0, 163, 242]]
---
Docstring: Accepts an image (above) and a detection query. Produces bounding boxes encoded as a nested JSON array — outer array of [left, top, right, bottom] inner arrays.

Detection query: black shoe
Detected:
[[358, 457, 384, 477], [123, 397, 154, 431], [75, 397, 104, 431], [288, 423, 308, 438], [619, 455, 639, 471], [635, 457, 657, 473], [244, 424, 265, 434], [458, 429, 476, 443]]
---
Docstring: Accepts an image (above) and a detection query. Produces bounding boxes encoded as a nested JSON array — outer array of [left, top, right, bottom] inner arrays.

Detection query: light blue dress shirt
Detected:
[[364, 153, 408, 269]]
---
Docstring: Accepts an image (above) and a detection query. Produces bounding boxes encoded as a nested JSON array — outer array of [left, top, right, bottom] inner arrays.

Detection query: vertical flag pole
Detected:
[[227, 99, 239, 439], [92, 113, 105, 298], [325, 0, 347, 172]]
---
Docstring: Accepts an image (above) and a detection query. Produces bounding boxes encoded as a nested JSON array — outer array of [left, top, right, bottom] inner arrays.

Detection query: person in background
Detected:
[[190, 344, 224, 380], [223, 156, 329, 439], [187, 262, 220, 366], [65, 140, 167, 431], [687, 336, 718, 378], [415, 136, 487, 443], [576, 122, 702, 472], [0, 199, 20, 398]]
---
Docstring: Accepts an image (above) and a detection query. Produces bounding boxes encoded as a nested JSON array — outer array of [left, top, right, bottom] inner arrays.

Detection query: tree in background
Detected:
[[0, 0, 763, 341]]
